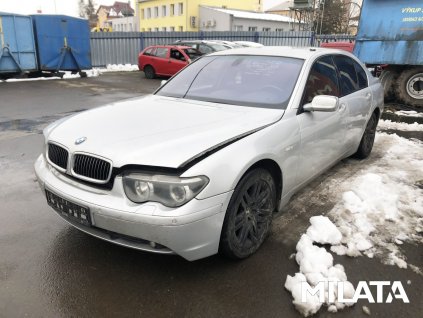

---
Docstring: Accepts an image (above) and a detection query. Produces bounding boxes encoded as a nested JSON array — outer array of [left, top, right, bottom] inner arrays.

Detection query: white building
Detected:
[[108, 16, 138, 32], [199, 6, 298, 32]]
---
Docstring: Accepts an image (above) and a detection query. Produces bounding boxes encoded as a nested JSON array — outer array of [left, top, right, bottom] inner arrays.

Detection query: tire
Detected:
[[220, 168, 276, 259], [353, 112, 378, 159], [394, 67, 423, 107], [144, 65, 156, 79], [379, 70, 398, 102]]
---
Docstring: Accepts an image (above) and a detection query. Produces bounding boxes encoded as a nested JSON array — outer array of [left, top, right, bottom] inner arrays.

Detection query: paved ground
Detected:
[[0, 73, 421, 318]]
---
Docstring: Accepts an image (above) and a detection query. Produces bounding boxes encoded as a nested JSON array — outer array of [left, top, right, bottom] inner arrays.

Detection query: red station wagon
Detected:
[[138, 45, 202, 79]]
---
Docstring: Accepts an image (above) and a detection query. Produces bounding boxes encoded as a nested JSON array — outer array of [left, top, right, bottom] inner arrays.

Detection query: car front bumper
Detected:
[[34, 155, 232, 261]]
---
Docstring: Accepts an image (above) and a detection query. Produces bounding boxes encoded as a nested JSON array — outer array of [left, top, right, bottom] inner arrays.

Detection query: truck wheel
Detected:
[[220, 168, 276, 259], [395, 68, 423, 107], [379, 70, 398, 102]]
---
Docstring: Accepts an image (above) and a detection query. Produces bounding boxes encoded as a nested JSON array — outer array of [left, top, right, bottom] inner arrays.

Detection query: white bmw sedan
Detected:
[[35, 47, 383, 261]]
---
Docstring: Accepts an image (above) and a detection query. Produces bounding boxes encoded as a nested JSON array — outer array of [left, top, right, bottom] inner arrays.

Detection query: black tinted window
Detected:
[[334, 55, 359, 96], [303, 56, 339, 105], [353, 60, 368, 89]]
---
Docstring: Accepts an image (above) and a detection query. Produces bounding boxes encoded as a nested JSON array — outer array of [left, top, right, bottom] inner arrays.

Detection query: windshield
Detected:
[[156, 55, 304, 109], [209, 43, 228, 51]]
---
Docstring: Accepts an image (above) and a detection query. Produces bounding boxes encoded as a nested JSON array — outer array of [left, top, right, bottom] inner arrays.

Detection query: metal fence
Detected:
[[90, 31, 355, 67]]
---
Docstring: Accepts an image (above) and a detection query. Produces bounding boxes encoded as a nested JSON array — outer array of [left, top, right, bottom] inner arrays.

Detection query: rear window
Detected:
[[156, 55, 304, 109]]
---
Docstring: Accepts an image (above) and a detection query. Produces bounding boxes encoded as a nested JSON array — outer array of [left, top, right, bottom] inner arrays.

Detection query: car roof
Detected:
[[208, 46, 353, 60], [146, 44, 192, 49]]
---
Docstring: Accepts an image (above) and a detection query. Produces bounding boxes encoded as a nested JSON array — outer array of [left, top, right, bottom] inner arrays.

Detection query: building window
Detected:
[[141, 28, 145, 32], [248, 26, 257, 31], [275, 28, 284, 32], [170, 4, 175, 16], [162, 27, 166, 31], [141, 9, 144, 19], [162, 5, 167, 17], [129, 23, 132, 31], [179, 26, 183, 31], [154, 27, 159, 32], [147, 8, 151, 19], [170, 26, 175, 31], [262, 27, 271, 31], [147, 28, 152, 31], [178, 3, 183, 15], [154, 6, 159, 18], [234, 25, 243, 31]]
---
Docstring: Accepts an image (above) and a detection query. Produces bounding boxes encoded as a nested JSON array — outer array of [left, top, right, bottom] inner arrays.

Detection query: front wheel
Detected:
[[220, 168, 276, 259], [353, 112, 378, 159]]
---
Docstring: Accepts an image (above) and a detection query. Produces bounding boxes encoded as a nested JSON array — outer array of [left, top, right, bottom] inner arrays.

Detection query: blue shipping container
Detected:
[[31, 15, 91, 71], [0, 12, 37, 73], [354, 0, 423, 65]]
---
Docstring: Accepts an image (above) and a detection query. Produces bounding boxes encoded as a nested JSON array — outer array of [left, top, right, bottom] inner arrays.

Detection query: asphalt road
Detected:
[[0, 73, 421, 318]]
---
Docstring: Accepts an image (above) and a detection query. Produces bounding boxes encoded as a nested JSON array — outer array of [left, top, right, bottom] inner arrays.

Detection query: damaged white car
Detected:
[[35, 47, 383, 261]]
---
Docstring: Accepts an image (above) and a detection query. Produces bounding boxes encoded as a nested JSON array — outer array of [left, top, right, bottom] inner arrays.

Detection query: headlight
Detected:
[[123, 173, 209, 208]]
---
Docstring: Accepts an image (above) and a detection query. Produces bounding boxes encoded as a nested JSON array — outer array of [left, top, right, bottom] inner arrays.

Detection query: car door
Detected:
[[168, 48, 188, 75], [150, 47, 169, 75], [333, 55, 372, 149], [296, 55, 349, 184]]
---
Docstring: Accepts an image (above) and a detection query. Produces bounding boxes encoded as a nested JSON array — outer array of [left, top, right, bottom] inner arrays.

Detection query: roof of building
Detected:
[[266, 1, 293, 12], [201, 6, 295, 23], [97, 1, 134, 16]]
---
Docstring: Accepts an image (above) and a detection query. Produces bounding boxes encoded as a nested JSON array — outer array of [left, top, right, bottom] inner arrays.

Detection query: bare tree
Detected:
[[78, 0, 98, 27]]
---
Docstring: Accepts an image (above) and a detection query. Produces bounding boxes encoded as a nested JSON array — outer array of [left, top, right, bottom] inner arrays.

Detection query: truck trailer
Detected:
[[353, 0, 423, 107]]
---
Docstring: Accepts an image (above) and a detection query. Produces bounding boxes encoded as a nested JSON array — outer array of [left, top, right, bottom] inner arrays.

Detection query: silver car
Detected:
[[35, 47, 383, 261]]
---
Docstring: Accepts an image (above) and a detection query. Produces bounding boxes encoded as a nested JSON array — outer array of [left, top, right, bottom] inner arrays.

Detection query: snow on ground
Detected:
[[285, 216, 355, 316], [378, 119, 423, 131], [1, 64, 138, 83], [386, 110, 423, 118], [286, 131, 423, 316], [328, 132, 423, 268]]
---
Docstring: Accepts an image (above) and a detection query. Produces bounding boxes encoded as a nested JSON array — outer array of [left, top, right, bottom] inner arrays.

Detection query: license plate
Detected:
[[45, 189, 92, 227]]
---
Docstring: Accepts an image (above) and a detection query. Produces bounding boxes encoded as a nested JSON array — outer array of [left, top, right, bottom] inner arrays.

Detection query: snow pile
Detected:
[[1, 64, 138, 83], [387, 110, 423, 118], [102, 64, 139, 72], [378, 119, 423, 131], [285, 216, 355, 317], [328, 133, 423, 268]]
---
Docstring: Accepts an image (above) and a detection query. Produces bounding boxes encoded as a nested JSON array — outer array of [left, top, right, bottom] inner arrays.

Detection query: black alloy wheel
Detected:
[[353, 112, 378, 159], [220, 168, 276, 259]]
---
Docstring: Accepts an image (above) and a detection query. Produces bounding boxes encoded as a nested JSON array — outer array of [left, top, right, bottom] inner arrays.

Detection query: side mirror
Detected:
[[160, 80, 167, 86], [303, 95, 339, 112]]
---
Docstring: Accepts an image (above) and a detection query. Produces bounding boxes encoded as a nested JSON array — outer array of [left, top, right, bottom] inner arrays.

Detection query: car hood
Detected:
[[46, 95, 283, 169]]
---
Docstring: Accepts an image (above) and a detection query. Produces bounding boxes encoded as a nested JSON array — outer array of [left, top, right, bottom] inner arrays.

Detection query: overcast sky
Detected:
[[0, 0, 286, 17], [0, 0, 116, 17]]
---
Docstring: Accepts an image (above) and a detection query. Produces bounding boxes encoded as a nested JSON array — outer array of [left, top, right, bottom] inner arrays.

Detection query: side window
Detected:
[[143, 48, 155, 56], [199, 44, 213, 54], [170, 49, 186, 61], [153, 47, 169, 59], [333, 55, 359, 96], [302, 55, 340, 106], [353, 60, 368, 90]]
